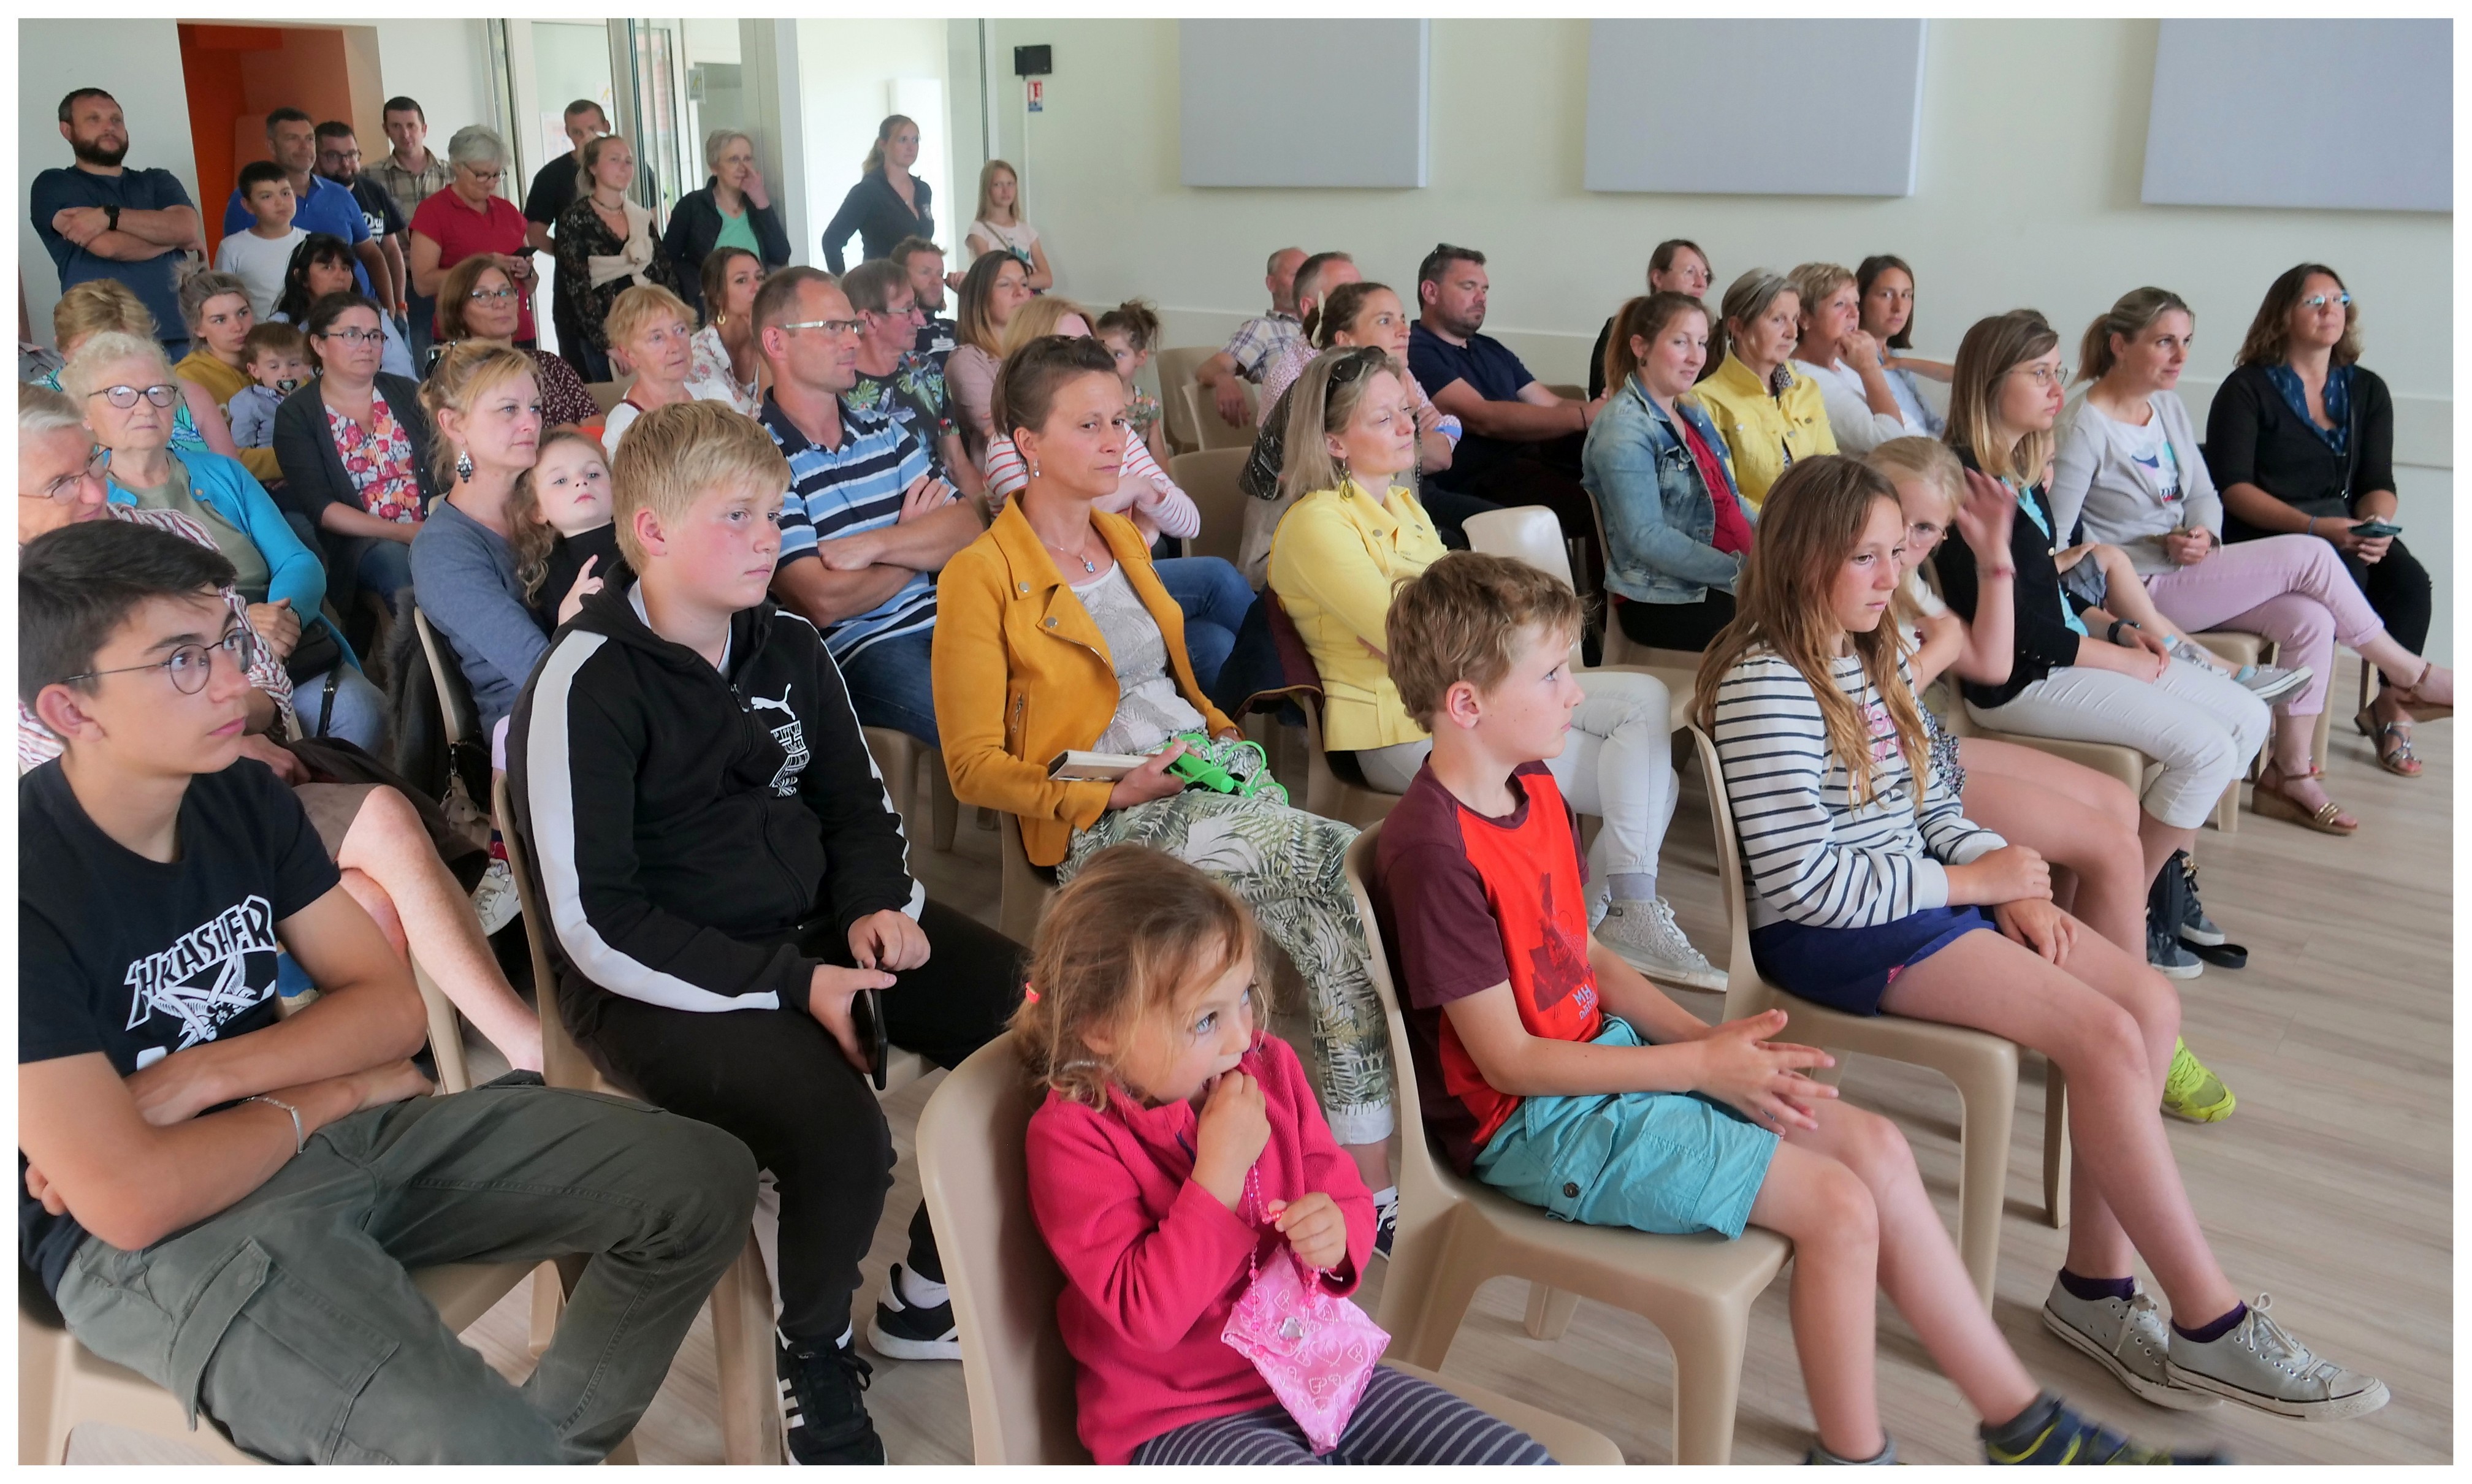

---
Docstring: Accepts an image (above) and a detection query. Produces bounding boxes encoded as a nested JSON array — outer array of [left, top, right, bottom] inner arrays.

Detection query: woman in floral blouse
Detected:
[[430, 257, 601, 430], [271, 291, 441, 609]]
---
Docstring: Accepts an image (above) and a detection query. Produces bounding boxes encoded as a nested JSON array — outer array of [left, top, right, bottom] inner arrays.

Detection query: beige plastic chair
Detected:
[[1167, 447, 1251, 566], [1463, 503, 1698, 737], [411, 605, 477, 750], [1584, 484, 1715, 675], [20, 1258, 541, 1465], [1691, 724, 2065, 1306], [1180, 380, 1259, 451], [1341, 825, 1790, 1464], [914, 1037, 1626, 1465], [494, 773, 923, 1464], [1152, 344, 1217, 455], [861, 726, 960, 853], [996, 810, 1059, 946]]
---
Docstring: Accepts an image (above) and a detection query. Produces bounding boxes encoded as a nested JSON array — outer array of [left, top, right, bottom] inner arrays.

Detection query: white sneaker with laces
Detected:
[[1596, 898, 1726, 992], [2041, 1280, 2219, 1410], [2164, 1293, 2391, 1421]]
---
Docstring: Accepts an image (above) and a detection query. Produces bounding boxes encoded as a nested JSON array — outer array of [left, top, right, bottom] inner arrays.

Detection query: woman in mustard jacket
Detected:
[[1268, 347, 1717, 987], [932, 335, 1398, 1185], [1695, 268, 1837, 510]]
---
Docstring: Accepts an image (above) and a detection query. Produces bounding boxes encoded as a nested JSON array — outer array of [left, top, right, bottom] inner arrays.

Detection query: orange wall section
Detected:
[[179, 23, 360, 256]]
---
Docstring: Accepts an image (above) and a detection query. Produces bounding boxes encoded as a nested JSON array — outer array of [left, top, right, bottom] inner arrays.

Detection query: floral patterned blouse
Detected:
[[324, 390, 424, 523], [1126, 386, 1163, 438], [685, 324, 760, 414]]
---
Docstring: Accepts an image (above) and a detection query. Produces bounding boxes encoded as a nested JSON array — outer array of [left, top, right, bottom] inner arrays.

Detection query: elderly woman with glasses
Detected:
[[408, 125, 539, 348], [271, 291, 441, 611], [427, 256, 600, 430], [63, 329, 388, 749], [665, 129, 792, 321]]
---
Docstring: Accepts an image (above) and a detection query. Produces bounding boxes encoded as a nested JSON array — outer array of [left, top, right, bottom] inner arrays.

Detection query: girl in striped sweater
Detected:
[[1699, 455, 2387, 1428]]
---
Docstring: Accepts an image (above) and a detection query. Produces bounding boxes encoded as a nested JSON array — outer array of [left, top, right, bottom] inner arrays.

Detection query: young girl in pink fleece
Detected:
[[1018, 846, 1554, 1466]]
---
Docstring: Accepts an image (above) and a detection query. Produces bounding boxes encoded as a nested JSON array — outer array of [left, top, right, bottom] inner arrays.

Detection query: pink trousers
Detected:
[[2142, 535, 2387, 717]]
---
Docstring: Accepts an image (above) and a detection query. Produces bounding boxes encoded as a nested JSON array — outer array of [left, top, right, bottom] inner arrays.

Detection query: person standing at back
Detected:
[[663, 128, 792, 321], [963, 159, 1056, 291], [522, 100, 611, 365], [820, 115, 934, 274], [370, 96, 454, 369], [219, 108, 381, 300], [314, 121, 411, 333], [32, 88, 202, 362]]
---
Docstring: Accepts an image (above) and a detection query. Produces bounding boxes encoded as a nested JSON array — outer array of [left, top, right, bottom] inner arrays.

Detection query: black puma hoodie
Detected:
[[506, 580, 920, 1019]]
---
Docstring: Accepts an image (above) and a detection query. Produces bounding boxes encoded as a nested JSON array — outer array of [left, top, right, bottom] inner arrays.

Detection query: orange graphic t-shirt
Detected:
[[1371, 761, 1602, 1174]]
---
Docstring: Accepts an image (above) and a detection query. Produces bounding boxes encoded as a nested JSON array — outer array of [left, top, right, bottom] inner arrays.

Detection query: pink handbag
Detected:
[[1219, 1166, 1389, 1453]]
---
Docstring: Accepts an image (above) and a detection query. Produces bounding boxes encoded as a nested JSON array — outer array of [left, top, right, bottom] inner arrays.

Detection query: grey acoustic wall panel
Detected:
[[1584, 20, 1925, 197], [2142, 20, 2450, 213], [1179, 20, 1428, 188]]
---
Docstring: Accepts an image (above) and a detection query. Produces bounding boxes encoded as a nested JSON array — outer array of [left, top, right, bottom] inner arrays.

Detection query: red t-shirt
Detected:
[[1680, 414, 1753, 557], [410, 189, 536, 342], [1371, 760, 1601, 1174]]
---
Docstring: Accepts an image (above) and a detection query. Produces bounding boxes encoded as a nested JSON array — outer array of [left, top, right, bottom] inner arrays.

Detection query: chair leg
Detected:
[[1523, 1283, 1580, 1341], [928, 757, 959, 853], [604, 1433, 640, 1464], [1373, 1211, 1487, 1371], [2043, 1061, 2070, 1229], [1665, 1293, 1753, 1466], [1951, 1054, 2017, 1311], [528, 1260, 563, 1360], [709, 1233, 783, 1465]]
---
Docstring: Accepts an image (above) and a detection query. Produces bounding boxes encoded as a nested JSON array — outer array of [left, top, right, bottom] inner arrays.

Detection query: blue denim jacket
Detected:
[[1581, 376, 1750, 604]]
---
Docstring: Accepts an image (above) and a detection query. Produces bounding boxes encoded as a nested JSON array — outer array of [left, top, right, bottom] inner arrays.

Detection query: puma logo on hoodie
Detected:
[[753, 685, 809, 796]]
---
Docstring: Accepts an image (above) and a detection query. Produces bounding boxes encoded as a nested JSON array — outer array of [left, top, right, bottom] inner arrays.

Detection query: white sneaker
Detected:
[[2164, 1293, 2390, 1421], [1596, 898, 1726, 991], [2041, 1279, 2220, 1410], [471, 858, 521, 936]]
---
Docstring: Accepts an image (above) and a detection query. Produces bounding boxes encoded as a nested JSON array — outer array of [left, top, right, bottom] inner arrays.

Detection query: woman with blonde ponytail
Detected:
[[819, 113, 931, 273]]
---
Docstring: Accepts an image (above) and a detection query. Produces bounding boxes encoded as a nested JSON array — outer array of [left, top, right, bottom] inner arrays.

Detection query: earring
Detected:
[[1029, 460, 1041, 479], [1334, 456, 1352, 489], [454, 448, 475, 482]]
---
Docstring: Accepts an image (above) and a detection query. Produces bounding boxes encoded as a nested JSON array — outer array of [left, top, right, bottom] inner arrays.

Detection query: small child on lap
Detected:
[[227, 322, 311, 450]]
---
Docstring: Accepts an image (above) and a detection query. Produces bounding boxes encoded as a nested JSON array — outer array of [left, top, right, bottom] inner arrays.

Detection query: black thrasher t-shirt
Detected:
[[18, 759, 338, 1295]]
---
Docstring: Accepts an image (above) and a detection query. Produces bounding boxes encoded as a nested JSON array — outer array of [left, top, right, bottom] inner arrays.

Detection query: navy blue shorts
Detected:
[[1748, 905, 1998, 1016]]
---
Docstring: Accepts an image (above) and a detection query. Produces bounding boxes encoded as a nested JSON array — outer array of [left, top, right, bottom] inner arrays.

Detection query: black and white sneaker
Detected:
[[864, 1263, 961, 1361], [778, 1331, 887, 1464]]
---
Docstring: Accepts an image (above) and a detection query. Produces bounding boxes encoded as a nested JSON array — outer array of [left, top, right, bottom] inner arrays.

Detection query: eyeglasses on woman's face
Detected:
[[88, 383, 178, 409], [2007, 362, 2070, 390], [2300, 292, 2352, 311], [468, 286, 517, 303], [319, 325, 386, 347], [61, 627, 261, 695], [28, 447, 110, 502], [459, 165, 505, 186]]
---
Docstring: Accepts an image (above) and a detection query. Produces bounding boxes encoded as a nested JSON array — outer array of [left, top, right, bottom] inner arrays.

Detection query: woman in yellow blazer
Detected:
[[1267, 346, 1722, 986], [1695, 268, 1837, 510], [933, 334, 1399, 1163]]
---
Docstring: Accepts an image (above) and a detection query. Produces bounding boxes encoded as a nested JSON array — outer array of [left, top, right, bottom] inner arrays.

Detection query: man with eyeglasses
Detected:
[[313, 121, 410, 332], [219, 108, 383, 302], [754, 268, 984, 748], [32, 88, 203, 361], [841, 258, 985, 503]]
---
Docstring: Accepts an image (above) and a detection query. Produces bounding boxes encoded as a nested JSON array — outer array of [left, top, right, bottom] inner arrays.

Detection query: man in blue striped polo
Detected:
[[756, 268, 984, 745]]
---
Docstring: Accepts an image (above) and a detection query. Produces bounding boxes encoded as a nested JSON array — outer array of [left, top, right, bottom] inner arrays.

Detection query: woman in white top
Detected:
[[965, 159, 1054, 292], [596, 283, 698, 449], [2053, 288, 2448, 834], [1855, 254, 1948, 436], [1787, 261, 1921, 454]]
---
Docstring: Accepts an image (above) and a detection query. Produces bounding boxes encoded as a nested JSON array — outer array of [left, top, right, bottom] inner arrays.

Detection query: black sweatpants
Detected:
[[564, 898, 1023, 1343], [1615, 588, 1736, 653], [2342, 536, 2432, 655]]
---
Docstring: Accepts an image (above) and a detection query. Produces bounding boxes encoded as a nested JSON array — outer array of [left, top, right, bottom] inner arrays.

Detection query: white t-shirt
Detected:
[[213, 227, 309, 319], [969, 217, 1039, 259], [1792, 356, 1922, 455], [601, 398, 643, 448]]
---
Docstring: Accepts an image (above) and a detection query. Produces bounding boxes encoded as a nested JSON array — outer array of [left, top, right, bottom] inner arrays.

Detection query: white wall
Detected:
[[19, 20, 200, 339], [980, 17, 2452, 657], [372, 20, 497, 144], [795, 20, 957, 264]]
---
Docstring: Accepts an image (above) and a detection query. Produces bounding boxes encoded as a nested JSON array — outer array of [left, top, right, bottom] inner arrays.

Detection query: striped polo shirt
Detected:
[[759, 392, 937, 663], [1711, 649, 2005, 931]]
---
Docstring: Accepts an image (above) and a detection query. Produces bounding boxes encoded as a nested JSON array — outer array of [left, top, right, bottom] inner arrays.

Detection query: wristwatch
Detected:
[[2107, 618, 2142, 646], [104, 203, 121, 232]]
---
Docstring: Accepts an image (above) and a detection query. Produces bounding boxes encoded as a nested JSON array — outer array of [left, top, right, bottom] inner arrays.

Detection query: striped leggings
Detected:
[[1129, 1365, 1556, 1466]]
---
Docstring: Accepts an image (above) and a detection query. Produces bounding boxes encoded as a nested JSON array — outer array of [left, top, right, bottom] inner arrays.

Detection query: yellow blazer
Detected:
[[1693, 354, 1837, 511], [1267, 479, 1444, 751], [933, 499, 1235, 868]]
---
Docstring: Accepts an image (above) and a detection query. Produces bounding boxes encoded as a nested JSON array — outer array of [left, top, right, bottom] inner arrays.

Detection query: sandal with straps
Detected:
[[2252, 764, 2360, 834], [2356, 717, 2422, 777]]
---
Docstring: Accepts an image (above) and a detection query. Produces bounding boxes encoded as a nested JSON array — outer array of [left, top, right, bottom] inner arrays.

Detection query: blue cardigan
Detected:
[[109, 448, 356, 664]]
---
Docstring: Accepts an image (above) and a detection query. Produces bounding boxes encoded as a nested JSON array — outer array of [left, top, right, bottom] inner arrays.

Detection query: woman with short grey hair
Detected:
[[663, 127, 791, 319], [408, 124, 541, 346]]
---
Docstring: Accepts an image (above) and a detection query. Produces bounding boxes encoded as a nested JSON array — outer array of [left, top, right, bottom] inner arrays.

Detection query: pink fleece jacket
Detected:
[[1024, 1034, 1376, 1464]]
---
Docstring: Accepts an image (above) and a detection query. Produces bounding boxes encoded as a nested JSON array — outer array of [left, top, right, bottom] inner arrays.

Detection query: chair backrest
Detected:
[[490, 770, 606, 1095], [1338, 823, 1462, 1214], [1539, 382, 1585, 403], [1167, 447, 1251, 566], [1153, 344, 1217, 453], [1462, 506, 1588, 672], [915, 1038, 1090, 1464], [1181, 381, 1259, 451], [411, 606, 478, 749], [1686, 724, 1766, 1021]]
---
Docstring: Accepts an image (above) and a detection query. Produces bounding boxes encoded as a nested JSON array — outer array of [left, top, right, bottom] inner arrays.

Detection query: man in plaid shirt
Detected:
[[1192, 245, 1307, 428]]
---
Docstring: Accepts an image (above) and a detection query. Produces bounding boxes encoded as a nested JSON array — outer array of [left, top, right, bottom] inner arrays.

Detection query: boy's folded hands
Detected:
[[1691, 1008, 1836, 1133]]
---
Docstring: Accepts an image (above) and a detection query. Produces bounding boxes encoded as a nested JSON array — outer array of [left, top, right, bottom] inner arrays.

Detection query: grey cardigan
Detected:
[[406, 498, 547, 734], [2048, 389, 2221, 577]]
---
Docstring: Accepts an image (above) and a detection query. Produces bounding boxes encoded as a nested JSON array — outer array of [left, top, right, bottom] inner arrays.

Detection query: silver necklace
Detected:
[[1040, 528, 1100, 574]]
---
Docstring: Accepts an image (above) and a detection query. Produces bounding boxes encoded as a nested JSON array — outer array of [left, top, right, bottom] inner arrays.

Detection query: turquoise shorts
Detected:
[[1471, 1019, 1780, 1239]]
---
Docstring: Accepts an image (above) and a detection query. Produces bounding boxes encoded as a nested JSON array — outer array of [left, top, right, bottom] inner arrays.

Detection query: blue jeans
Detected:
[[837, 631, 937, 746], [296, 660, 389, 753], [1154, 556, 1254, 695], [356, 536, 417, 604]]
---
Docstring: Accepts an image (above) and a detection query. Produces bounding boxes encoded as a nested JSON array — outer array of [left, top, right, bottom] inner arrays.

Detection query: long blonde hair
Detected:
[[1693, 455, 1930, 810], [974, 158, 1024, 226], [861, 113, 916, 177], [1944, 310, 2059, 486], [1276, 346, 1392, 504]]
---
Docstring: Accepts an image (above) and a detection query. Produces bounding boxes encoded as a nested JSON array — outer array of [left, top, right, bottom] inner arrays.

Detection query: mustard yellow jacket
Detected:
[[1267, 479, 1444, 751], [1693, 354, 1837, 511], [933, 500, 1235, 867]]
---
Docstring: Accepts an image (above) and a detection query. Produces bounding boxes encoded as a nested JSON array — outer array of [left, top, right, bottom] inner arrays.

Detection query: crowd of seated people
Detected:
[[24, 72, 2432, 1464]]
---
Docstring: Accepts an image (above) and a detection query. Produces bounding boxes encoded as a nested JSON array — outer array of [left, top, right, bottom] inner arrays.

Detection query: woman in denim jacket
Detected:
[[1582, 292, 1757, 653]]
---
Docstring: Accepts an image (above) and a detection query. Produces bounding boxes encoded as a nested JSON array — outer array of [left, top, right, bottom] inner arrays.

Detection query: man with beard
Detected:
[[1407, 243, 1608, 574], [32, 89, 202, 359]]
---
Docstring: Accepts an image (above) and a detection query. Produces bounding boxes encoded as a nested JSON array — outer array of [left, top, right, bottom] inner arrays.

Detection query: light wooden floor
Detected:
[[73, 713, 2451, 1466]]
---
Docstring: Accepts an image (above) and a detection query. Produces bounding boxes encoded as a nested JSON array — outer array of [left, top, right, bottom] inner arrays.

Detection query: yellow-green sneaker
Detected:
[[2162, 1038, 2235, 1124]]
